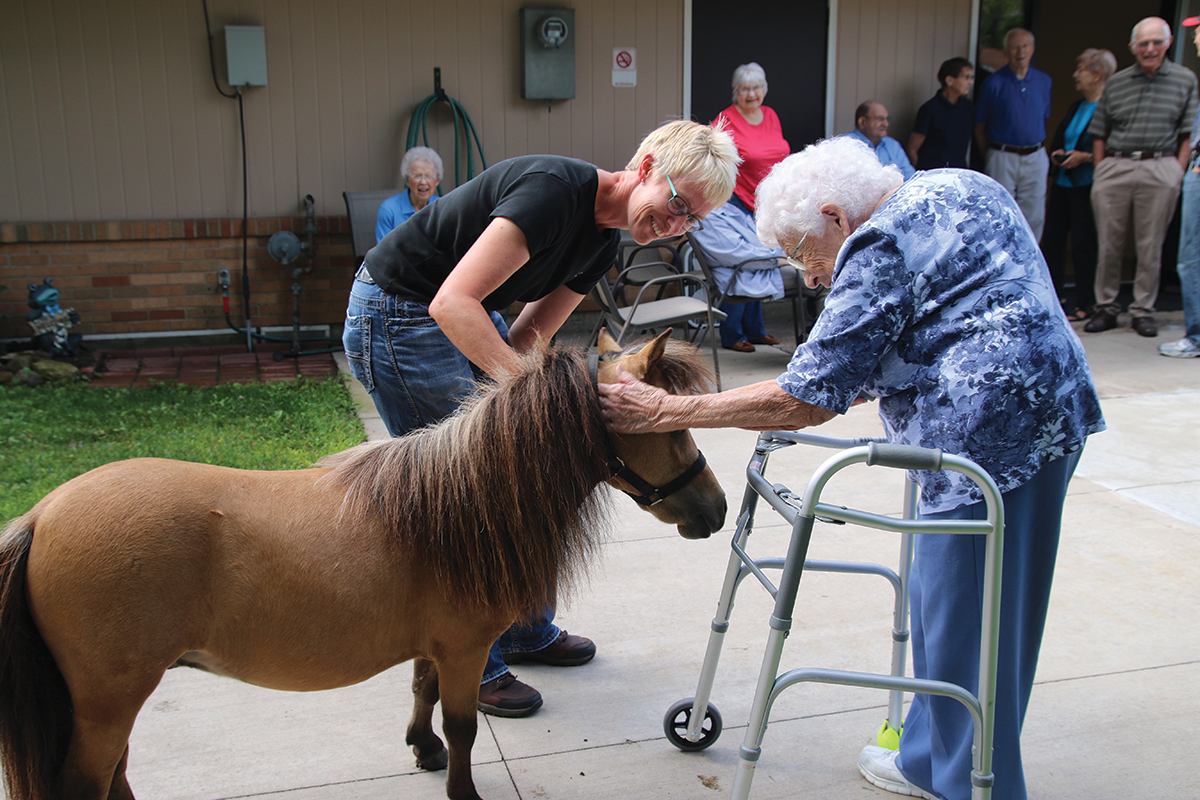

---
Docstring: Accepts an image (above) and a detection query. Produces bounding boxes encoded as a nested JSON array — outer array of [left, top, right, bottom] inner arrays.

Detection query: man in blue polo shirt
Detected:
[[844, 100, 916, 180], [975, 28, 1052, 239]]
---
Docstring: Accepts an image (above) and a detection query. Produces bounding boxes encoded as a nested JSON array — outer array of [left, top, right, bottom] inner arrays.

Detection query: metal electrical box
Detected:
[[225, 26, 268, 87], [520, 8, 575, 100]]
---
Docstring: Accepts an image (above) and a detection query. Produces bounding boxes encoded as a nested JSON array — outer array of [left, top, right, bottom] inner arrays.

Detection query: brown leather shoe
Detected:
[[1131, 316, 1158, 337], [748, 334, 781, 345], [503, 630, 596, 666], [1083, 310, 1118, 333], [478, 672, 543, 717]]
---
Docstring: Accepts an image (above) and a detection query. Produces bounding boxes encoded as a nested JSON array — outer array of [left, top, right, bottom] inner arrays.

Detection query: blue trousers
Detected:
[[343, 278, 561, 683], [719, 300, 767, 346], [897, 449, 1082, 800]]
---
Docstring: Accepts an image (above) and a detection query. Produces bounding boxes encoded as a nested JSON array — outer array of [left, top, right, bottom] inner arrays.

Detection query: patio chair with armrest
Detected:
[[684, 231, 820, 348]]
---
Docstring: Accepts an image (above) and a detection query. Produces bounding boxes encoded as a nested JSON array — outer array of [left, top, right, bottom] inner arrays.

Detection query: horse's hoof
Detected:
[[415, 747, 448, 772]]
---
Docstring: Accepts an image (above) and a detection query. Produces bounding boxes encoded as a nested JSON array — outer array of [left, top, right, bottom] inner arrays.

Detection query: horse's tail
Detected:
[[0, 514, 72, 800]]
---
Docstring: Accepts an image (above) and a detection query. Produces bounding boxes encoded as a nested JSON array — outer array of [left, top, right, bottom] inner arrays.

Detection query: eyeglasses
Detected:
[[408, 173, 438, 185], [665, 175, 704, 231], [784, 233, 808, 272]]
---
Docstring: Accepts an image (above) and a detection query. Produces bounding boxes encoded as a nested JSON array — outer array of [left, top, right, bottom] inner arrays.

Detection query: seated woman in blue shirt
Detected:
[[375, 146, 444, 243]]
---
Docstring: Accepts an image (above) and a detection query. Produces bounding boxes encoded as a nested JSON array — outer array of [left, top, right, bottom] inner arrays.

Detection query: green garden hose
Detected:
[[406, 68, 487, 189]]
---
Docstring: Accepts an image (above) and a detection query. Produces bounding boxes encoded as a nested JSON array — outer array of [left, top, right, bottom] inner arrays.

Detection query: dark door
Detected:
[[690, 0, 829, 149]]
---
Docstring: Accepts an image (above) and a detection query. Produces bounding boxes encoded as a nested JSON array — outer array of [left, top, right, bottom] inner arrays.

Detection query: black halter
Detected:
[[588, 352, 708, 507]]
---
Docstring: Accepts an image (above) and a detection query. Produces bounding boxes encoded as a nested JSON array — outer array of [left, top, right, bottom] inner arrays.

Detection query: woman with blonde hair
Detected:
[[345, 119, 739, 719]]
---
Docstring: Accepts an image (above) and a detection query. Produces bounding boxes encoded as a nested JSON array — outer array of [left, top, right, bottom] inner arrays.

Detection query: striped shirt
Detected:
[[1088, 61, 1198, 152]]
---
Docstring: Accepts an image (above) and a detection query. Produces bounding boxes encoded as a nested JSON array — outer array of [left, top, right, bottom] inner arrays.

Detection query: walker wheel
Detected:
[[663, 697, 722, 751]]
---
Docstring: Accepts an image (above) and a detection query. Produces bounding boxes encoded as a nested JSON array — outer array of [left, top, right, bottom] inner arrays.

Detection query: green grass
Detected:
[[0, 378, 367, 523]]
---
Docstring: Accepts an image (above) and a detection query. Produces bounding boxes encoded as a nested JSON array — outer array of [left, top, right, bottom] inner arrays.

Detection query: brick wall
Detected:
[[0, 217, 357, 343]]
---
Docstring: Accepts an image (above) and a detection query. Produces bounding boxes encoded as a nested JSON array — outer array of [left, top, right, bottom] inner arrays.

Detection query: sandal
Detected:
[[1068, 308, 1092, 322], [724, 340, 755, 352], [748, 334, 781, 345]]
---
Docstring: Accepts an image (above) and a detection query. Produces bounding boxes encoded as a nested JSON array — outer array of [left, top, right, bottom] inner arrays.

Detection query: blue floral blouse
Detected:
[[778, 169, 1105, 513]]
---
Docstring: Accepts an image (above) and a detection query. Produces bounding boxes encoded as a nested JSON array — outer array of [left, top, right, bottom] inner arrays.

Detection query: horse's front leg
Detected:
[[437, 654, 488, 800], [107, 745, 133, 800], [407, 658, 448, 771]]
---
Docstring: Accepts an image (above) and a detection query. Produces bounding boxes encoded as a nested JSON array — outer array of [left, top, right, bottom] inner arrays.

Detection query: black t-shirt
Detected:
[[363, 155, 620, 310], [912, 92, 975, 171]]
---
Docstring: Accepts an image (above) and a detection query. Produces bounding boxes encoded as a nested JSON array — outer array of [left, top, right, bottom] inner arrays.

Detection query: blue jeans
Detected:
[[896, 449, 1082, 800], [1176, 168, 1200, 342], [343, 277, 561, 683]]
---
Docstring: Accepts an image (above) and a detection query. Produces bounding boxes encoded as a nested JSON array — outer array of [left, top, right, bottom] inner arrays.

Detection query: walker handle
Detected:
[[866, 442, 943, 471]]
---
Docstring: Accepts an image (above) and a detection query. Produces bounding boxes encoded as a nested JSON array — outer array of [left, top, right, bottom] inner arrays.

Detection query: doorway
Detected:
[[689, 0, 829, 149]]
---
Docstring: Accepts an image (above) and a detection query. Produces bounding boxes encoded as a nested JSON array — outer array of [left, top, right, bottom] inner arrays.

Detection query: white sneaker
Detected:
[[857, 745, 937, 799], [1158, 338, 1200, 358]]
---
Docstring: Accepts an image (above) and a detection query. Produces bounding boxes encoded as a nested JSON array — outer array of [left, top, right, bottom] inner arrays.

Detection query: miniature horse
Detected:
[[0, 330, 726, 800]]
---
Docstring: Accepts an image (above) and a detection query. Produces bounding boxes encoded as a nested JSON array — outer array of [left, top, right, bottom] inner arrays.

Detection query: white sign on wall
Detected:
[[612, 47, 637, 88]]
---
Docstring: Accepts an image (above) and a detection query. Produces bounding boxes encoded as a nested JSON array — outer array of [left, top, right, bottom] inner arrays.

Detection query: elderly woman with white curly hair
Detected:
[[600, 136, 1105, 800]]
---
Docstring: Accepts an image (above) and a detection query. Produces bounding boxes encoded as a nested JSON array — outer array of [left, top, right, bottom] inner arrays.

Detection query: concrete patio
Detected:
[[118, 311, 1198, 800]]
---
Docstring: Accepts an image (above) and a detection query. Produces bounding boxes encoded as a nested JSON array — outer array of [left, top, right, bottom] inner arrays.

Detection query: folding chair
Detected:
[[590, 261, 727, 390], [684, 231, 818, 347], [611, 234, 689, 304], [343, 189, 401, 267]]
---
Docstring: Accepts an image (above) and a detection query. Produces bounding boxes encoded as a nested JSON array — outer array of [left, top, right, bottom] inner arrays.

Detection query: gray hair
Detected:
[[1077, 48, 1118, 81], [731, 62, 768, 101], [1003, 28, 1034, 49], [400, 146, 444, 182], [755, 137, 903, 246], [1131, 16, 1171, 44]]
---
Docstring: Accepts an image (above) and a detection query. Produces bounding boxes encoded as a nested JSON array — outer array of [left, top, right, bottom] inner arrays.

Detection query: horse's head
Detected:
[[596, 330, 727, 539]]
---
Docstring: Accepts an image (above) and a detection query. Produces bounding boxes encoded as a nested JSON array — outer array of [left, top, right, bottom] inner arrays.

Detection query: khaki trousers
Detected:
[[1090, 156, 1184, 317]]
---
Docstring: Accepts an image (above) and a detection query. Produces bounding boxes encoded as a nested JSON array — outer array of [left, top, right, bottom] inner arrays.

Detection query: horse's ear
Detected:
[[624, 329, 672, 379], [598, 328, 620, 355]]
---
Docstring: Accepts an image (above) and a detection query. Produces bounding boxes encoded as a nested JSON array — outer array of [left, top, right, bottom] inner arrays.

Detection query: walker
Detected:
[[663, 431, 1005, 800]]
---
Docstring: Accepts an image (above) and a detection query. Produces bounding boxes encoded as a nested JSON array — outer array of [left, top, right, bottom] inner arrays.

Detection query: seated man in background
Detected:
[[845, 100, 916, 180]]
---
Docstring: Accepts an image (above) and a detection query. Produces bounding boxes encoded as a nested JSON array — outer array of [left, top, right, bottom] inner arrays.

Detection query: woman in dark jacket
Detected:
[[1040, 48, 1117, 321]]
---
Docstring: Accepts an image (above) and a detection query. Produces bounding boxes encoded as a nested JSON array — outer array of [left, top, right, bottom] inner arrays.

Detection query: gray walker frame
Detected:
[[664, 431, 1006, 800]]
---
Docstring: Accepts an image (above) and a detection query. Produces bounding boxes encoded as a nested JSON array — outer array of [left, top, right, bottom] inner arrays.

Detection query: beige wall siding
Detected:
[[2, 0, 686, 223], [834, 0, 974, 145], [4, 0, 978, 227]]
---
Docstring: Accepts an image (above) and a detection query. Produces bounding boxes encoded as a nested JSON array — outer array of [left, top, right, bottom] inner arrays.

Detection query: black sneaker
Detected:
[[478, 672, 543, 717]]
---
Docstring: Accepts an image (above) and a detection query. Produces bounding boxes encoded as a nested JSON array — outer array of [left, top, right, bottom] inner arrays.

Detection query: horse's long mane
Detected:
[[318, 343, 608, 619], [318, 338, 711, 619]]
